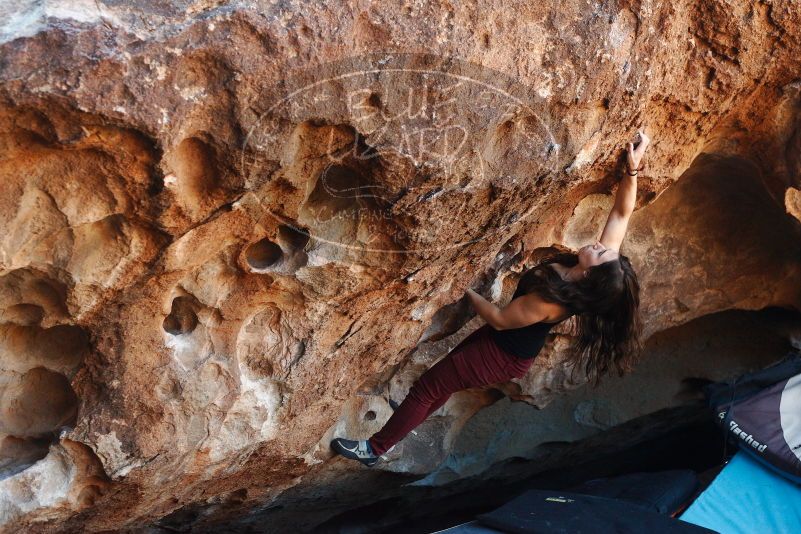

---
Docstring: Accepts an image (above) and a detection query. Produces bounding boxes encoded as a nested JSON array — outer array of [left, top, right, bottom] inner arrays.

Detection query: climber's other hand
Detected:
[[626, 128, 650, 172]]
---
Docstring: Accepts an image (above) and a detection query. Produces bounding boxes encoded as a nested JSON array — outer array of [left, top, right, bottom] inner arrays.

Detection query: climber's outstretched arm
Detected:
[[466, 289, 561, 330], [599, 129, 650, 251]]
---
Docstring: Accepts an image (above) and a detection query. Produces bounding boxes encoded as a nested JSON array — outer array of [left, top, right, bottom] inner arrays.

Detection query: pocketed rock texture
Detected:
[[1, 0, 801, 531]]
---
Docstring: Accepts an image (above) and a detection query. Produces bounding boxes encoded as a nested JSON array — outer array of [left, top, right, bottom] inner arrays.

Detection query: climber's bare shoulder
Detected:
[[541, 298, 571, 323]]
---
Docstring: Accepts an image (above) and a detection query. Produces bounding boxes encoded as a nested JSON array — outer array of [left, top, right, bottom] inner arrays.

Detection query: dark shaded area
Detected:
[[315, 407, 724, 533], [277, 223, 310, 251], [162, 296, 198, 335], [245, 238, 283, 269]]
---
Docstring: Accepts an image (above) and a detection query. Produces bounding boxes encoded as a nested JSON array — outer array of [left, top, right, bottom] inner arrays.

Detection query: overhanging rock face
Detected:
[[1, 1, 801, 531]]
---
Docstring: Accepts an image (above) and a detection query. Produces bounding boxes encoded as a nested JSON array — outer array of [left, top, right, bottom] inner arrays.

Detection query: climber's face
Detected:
[[578, 241, 619, 271]]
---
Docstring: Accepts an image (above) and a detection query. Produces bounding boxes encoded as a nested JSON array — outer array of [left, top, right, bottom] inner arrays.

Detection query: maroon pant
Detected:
[[368, 323, 533, 456]]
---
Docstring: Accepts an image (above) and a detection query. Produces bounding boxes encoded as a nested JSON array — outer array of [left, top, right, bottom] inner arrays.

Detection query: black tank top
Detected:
[[489, 268, 568, 359]]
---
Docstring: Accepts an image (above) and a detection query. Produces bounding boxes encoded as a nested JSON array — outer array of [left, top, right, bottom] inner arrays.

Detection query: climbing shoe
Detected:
[[330, 437, 380, 467]]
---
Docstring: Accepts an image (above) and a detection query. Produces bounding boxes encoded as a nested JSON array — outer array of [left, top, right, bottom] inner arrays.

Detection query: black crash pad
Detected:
[[475, 489, 717, 534]]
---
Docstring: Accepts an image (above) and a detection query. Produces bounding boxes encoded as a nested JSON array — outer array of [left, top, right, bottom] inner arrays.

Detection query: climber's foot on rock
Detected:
[[330, 437, 380, 467]]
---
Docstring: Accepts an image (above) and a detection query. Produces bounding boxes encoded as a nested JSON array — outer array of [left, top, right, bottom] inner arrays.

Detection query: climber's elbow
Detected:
[[481, 306, 506, 331]]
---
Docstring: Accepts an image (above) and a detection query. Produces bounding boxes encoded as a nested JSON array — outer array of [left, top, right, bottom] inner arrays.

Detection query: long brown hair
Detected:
[[518, 248, 643, 385]]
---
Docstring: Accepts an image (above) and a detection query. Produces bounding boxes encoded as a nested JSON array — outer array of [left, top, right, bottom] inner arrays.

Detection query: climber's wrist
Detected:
[[625, 163, 642, 176]]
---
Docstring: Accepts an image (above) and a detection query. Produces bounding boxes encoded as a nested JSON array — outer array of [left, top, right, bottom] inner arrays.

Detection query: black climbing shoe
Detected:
[[330, 437, 380, 467]]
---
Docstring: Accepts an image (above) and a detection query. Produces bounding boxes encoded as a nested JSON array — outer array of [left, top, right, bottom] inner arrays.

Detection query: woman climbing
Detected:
[[331, 130, 651, 467]]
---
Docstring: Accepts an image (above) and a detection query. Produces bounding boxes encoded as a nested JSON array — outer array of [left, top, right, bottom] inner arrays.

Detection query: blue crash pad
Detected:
[[680, 451, 801, 534]]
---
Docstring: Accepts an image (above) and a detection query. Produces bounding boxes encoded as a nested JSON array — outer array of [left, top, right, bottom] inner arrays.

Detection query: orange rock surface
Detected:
[[1, 1, 800, 531]]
